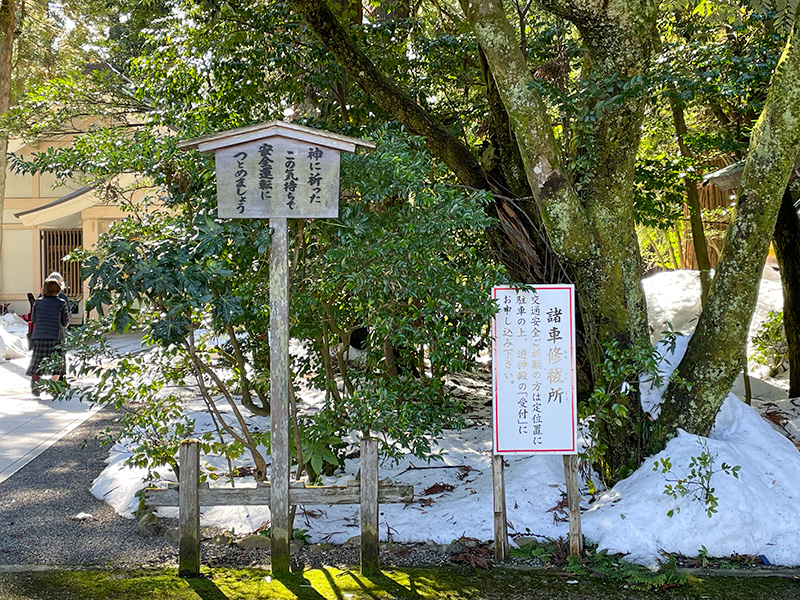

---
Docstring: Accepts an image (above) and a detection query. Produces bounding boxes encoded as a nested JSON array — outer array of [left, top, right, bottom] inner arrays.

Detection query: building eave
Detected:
[[15, 187, 97, 227]]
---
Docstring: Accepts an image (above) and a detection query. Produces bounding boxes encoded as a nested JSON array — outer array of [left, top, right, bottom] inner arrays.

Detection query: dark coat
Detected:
[[58, 291, 71, 315], [31, 296, 70, 340], [37, 290, 71, 314]]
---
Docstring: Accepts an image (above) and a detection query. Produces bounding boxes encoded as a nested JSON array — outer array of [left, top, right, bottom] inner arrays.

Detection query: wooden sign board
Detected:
[[178, 120, 375, 219], [214, 137, 340, 219], [491, 285, 578, 454], [178, 121, 375, 574]]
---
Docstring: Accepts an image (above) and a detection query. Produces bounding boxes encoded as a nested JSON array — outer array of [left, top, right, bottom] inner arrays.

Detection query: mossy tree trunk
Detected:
[[291, 0, 593, 390], [659, 13, 800, 439], [459, 0, 656, 474], [0, 0, 16, 281], [292, 0, 800, 479], [296, 0, 659, 476]]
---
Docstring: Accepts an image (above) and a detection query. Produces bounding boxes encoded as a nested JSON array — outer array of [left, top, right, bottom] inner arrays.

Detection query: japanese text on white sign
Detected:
[[492, 285, 577, 454]]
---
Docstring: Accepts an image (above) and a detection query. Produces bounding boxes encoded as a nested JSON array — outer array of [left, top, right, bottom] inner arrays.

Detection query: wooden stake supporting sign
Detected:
[[269, 217, 291, 574], [490, 285, 582, 559], [492, 454, 509, 561], [360, 437, 380, 575], [563, 454, 583, 555], [178, 439, 201, 577]]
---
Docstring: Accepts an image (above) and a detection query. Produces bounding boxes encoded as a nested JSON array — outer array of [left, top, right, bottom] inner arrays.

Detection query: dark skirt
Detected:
[[26, 338, 66, 376]]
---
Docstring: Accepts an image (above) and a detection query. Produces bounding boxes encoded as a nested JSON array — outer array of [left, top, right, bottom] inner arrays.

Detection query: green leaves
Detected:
[[303, 435, 344, 481], [654, 439, 741, 518], [291, 129, 504, 461], [751, 310, 788, 376], [581, 331, 683, 484]]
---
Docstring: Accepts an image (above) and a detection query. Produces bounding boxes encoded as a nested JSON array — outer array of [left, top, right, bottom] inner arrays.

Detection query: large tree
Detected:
[[0, 0, 16, 276], [772, 188, 800, 397], [0, 0, 110, 273], [14, 0, 800, 482], [288, 0, 800, 475]]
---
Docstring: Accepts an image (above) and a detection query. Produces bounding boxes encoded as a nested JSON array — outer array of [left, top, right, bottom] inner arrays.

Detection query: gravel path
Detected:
[[0, 407, 177, 569], [0, 407, 480, 571]]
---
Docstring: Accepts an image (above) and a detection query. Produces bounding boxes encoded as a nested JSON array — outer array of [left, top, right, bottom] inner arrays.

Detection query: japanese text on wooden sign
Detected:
[[215, 137, 340, 219], [492, 285, 577, 454]]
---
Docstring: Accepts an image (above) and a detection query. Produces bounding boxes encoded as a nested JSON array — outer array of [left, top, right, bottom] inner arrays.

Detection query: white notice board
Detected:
[[492, 285, 577, 454]]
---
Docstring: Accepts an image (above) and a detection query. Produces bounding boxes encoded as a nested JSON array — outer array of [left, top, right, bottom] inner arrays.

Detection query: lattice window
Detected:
[[41, 229, 82, 303]]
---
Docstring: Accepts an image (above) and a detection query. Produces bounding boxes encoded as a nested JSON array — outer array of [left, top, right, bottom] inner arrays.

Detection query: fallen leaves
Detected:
[[451, 551, 489, 569], [422, 482, 455, 496], [451, 536, 491, 570]]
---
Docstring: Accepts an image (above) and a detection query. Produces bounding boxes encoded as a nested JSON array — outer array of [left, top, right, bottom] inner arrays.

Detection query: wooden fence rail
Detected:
[[145, 438, 413, 576]]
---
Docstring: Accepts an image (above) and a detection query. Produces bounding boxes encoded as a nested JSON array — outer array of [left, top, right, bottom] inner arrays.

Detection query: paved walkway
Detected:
[[0, 332, 144, 484]]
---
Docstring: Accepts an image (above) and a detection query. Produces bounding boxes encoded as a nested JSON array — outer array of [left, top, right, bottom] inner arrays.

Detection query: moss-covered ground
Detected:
[[0, 566, 799, 600]]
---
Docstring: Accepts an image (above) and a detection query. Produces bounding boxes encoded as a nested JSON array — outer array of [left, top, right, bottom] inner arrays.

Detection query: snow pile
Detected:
[[583, 395, 800, 565], [643, 267, 785, 383], [0, 313, 30, 360], [88, 270, 800, 567], [0, 329, 27, 360]]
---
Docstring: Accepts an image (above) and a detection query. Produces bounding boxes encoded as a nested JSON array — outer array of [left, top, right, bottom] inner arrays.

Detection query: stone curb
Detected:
[[489, 564, 800, 578], [675, 567, 800, 578]]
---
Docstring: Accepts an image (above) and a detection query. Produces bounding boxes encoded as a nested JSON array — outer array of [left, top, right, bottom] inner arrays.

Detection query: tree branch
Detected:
[[289, 0, 488, 190]]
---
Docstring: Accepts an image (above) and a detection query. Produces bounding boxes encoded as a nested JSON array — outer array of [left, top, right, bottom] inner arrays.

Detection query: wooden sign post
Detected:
[[269, 217, 291, 573], [491, 285, 582, 559], [179, 122, 374, 573]]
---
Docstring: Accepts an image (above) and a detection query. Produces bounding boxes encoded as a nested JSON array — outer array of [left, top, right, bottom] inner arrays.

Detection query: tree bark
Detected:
[[290, 0, 562, 288], [292, 0, 799, 478], [0, 0, 16, 282], [301, 0, 658, 476], [291, 0, 594, 396], [772, 187, 800, 397], [661, 14, 800, 438], [459, 0, 652, 338], [291, 0, 487, 190], [459, 0, 656, 477]]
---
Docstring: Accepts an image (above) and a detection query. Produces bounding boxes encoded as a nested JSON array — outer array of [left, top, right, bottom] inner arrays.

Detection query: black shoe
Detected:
[[31, 386, 40, 397]]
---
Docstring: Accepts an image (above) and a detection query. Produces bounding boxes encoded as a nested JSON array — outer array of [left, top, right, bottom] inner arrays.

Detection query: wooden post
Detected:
[[563, 454, 583, 556], [360, 437, 380, 575], [269, 217, 291, 574], [492, 454, 509, 561], [178, 439, 201, 577]]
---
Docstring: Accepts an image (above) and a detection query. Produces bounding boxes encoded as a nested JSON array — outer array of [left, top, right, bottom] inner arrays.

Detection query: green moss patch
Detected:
[[1, 566, 800, 599]]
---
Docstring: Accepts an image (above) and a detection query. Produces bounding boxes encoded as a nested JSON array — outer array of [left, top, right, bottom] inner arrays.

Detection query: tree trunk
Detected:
[[290, 0, 559, 288], [660, 14, 800, 439], [772, 187, 800, 397], [0, 0, 16, 280], [669, 92, 712, 305], [291, 0, 800, 478], [291, 0, 594, 395], [291, 0, 487, 190], [459, 0, 658, 478]]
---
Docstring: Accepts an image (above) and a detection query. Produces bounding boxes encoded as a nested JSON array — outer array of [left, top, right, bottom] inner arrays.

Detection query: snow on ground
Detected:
[[643, 266, 786, 384], [21, 269, 800, 567], [0, 313, 29, 362]]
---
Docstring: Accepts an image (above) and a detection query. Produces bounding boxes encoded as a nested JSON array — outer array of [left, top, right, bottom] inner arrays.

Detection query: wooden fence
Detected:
[[146, 438, 413, 576]]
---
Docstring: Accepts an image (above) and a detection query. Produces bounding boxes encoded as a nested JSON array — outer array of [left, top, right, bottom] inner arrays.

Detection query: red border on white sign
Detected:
[[491, 285, 577, 455]]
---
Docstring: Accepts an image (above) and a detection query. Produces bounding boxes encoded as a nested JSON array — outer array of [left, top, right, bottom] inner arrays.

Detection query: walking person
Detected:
[[43, 270, 71, 315], [26, 278, 70, 397]]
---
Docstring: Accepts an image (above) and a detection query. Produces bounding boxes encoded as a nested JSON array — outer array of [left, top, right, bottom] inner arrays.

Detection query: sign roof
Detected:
[[178, 121, 376, 154]]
